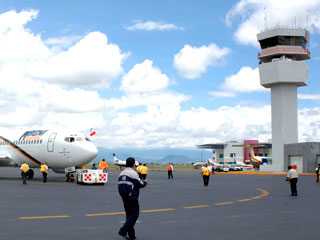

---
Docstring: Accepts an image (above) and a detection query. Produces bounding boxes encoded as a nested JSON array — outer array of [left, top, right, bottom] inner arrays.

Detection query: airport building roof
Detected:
[[197, 144, 226, 149]]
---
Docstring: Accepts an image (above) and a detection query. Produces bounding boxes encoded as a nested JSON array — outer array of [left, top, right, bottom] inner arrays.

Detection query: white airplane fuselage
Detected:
[[113, 153, 139, 167], [0, 130, 98, 173]]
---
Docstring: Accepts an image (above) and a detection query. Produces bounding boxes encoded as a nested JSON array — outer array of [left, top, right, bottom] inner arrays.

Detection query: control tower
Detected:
[[257, 28, 310, 172]]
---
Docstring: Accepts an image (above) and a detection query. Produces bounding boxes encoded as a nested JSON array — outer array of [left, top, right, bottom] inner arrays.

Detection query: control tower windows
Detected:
[[259, 36, 306, 49]]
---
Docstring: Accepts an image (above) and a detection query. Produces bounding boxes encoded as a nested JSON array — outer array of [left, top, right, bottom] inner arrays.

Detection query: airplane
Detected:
[[232, 158, 254, 170], [232, 144, 271, 165], [192, 158, 220, 169], [0, 129, 98, 179], [113, 153, 139, 167]]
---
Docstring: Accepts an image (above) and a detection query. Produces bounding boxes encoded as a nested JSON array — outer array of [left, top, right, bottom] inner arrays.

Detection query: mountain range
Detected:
[[92, 147, 212, 164]]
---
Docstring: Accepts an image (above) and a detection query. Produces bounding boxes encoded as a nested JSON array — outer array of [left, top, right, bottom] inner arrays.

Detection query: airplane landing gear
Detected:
[[27, 169, 34, 179], [66, 173, 75, 182]]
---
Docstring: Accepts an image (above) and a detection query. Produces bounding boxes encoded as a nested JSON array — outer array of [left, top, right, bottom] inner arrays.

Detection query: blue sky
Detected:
[[0, 0, 320, 148]]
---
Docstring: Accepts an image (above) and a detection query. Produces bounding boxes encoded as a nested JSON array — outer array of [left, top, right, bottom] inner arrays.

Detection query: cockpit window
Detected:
[[64, 137, 75, 143], [85, 138, 91, 142], [76, 137, 84, 141]]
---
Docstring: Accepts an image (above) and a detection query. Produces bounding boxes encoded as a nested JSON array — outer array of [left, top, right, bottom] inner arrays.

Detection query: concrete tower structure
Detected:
[[257, 28, 310, 172]]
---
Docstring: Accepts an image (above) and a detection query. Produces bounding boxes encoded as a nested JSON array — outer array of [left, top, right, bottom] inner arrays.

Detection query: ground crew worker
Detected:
[[40, 162, 48, 183], [201, 163, 211, 187], [137, 163, 143, 179], [168, 163, 173, 179], [136, 163, 143, 179], [20, 161, 29, 185], [140, 164, 148, 180], [287, 165, 298, 196], [118, 157, 148, 240], [91, 163, 98, 170], [316, 164, 320, 183], [210, 163, 215, 174], [99, 159, 108, 170]]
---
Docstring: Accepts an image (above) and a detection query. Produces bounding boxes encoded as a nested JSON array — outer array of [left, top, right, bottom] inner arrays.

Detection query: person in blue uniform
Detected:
[[91, 163, 97, 170], [118, 157, 148, 240]]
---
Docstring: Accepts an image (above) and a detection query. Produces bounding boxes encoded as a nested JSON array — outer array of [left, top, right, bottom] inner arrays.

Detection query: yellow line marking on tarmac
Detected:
[[20, 215, 70, 220], [86, 208, 175, 217], [214, 172, 314, 176], [183, 205, 209, 209], [86, 212, 125, 216], [151, 185, 213, 190], [141, 208, 175, 213], [19, 188, 270, 220], [215, 202, 235, 206], [237, 198, 252, 202]]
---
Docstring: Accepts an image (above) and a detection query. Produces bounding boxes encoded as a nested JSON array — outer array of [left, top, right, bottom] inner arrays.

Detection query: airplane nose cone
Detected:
[[88, 145, 98, 160], [74, 143, 99, 167]]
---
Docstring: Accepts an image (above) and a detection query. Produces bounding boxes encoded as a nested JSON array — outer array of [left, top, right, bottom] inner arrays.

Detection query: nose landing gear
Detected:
[[26, 169, 34, 179]]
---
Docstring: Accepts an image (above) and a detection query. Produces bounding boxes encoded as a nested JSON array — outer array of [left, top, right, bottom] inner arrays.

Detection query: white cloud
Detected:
[[299, 107, 320, 141], [174, 44, 231, 79], [0, 107, 42, 126], [211, 66, 267, 98], [120, 60, 169, 93], [41, 112, 105, 131], [105, 91, 191, 110], [226, 0, 320, 47], [125, 20, 184, 31], [0, 10, 118, 132], [209, 91, 236, 98], [38, 86, 106, 113], [0, 9, 38, 33], [0, 10, 50, 62], [298, 93, 320, 100], [27, 31, 128, 88], [44, 35, 82, 50], [2, 9, 320, 149], [99, 105, 272, 148], [222, 66, 267, 92]]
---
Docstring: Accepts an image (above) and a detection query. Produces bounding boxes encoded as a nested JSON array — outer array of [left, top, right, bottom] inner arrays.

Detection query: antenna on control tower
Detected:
[[264, 7, 268, 31], [307, 9, 309, 30]]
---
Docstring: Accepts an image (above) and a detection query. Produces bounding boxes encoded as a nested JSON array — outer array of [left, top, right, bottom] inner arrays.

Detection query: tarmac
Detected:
[[0, 167, 319, 240]]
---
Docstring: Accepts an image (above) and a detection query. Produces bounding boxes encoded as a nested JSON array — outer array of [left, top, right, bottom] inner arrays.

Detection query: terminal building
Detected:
[[198, 140, 272, 165], [199, 140, 320, 173]]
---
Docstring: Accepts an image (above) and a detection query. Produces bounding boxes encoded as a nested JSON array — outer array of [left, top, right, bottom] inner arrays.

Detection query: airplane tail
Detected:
[[249, 152, 262, 164], [113, 153, 119, 161]]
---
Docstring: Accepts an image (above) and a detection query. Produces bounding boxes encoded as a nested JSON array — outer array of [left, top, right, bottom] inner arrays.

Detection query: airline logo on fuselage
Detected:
[[19, 130, 48, 141]]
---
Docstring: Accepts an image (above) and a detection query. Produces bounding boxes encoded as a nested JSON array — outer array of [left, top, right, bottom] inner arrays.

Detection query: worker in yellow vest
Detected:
[[20, 162, 29, 185], [40, 162, 48, 183], [136, 163, 143, 178], [201, 163, 211, 187], [141, 164, 148, 180]]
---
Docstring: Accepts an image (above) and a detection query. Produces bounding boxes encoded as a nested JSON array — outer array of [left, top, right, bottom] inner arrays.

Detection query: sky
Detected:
[[0, 0, 320, 149]]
